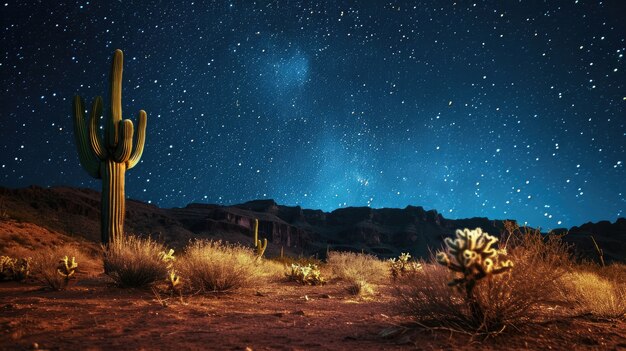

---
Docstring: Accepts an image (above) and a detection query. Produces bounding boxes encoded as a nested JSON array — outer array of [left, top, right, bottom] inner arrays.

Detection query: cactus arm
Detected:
[[127, 110, 147, 169], [113, 120, 134, 163], [106, 49, 124, 148], [258, 238, 268, 256], [73, 96, 101, 179], [88, 96, 107, 159], [253, 219, 267, 257]]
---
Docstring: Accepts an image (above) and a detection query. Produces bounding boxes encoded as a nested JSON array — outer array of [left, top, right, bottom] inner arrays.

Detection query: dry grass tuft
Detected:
[[562, 270, 626, 319], [327, 251, 388, 296], [178, 240, 263, 292], [32, 243, 90, 290], [103, 235, 170, 288]]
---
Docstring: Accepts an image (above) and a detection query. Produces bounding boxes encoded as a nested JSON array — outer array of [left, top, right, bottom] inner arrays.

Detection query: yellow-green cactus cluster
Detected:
[[389, 252, 423, 279], [436, 227, 513, 286], [159, 249, 181, 291], [287, 263, 325, 285], [0, 255, 31, 281], [57, 256, 78, 280]]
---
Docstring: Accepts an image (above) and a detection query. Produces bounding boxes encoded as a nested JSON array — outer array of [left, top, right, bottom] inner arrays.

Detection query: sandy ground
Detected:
[[1, 274, 625, 351]]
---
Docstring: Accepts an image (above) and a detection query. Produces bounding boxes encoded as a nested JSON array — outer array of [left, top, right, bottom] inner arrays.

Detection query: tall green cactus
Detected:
[[72, 49, 147, 244], [253, 218, 267, 257]]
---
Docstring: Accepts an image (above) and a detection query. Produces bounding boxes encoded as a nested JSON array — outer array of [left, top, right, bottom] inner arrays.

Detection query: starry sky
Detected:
[[1, 1, 624, 229]]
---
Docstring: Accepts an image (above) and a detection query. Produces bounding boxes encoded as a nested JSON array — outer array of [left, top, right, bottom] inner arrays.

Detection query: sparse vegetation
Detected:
[[103, 235, 171, 288], [435, 227, 514, 330], [327, 251, 387, 295], [178, 240, 262, 292], [389, 252, 423, 279], [0, 255, 30, 282], [57, 255, 78, 287], [398, 224, 575, 334], [563, 270, 626, 319], [286, 263, 326, 285], [252, 218, 267, 258], [32, 244, 85, 290]]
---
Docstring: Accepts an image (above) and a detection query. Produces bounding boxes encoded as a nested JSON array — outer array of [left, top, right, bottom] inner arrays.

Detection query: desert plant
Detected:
[[327, 251, 387, 295], [436, 228, 513, 324], [72, 49, 147, 244], [286, 263, 325, 285], [589, 235, 606, 267], [400, 225, 572, 333], [389, 252, 423, 279], [0, 255, 30, 281], [57, 255, 78, 287], [178, 240, 262, 292], [166, 270, 182, 292], [32, 245, 86, 290], [346, 279, 375, 296], [252, 218, 267, 258], [562, 271, 626, 319], [103, 235, 170, 288]]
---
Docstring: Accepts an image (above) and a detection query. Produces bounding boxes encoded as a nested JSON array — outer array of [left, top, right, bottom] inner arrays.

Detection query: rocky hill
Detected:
[[0, 185, 624, 262]]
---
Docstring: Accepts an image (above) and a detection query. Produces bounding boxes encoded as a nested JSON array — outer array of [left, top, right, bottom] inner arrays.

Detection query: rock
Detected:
[[1, 185, 623, 263]]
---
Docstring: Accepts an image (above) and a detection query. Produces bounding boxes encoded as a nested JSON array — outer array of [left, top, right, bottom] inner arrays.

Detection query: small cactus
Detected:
[[159, 249, 176, 266], [286, 263, 325, 285], [57, 256, 78, 287], [0, 256, 31, 281], [389, 252, 422, 279], [436, 227, 513, 322], [253, 219, 267, 258], [166, 270, 181, 292]]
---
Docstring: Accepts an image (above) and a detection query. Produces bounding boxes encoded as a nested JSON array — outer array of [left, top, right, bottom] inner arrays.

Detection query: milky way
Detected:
[[1, 1, 624, 229]]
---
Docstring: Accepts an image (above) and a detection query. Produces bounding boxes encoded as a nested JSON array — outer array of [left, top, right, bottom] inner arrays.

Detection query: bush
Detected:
[[389, 252, 423, 279], [0, 255, 30, 282], [562, 271, 626, 319], [398, 224, 571, 334], [178, 240, 262, 292], [286, 263, 326, 285], [327, 251, 387, 295], [32, 244, 86, 290], [103, 236, 171, 288]]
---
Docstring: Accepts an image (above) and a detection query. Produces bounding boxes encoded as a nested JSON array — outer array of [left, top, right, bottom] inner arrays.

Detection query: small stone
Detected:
[[32, 343, 39, 349]]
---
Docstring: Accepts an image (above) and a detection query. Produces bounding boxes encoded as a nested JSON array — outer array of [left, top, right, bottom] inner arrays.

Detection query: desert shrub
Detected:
[[103, 235, 172, 288], [579, 261, 626, 285], [346, 279, 375, 296], [286, 263, 326, 285], [562, 271, 626, 319], [271, 255, 323, 267], [32, 244, 86, 290], [178, 240, 262, 292], [389, 252, 423, 279], [0, 255, 30, 281], [399, 225, 571, 333], [327, 251, 387, 295]]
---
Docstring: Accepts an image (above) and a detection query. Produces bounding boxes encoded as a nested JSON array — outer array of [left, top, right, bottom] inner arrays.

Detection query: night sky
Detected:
[[1, 1, 625, 229]]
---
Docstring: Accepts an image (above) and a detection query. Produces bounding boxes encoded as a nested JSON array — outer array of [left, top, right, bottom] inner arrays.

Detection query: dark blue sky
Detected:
[[1, 1, 624, 229]]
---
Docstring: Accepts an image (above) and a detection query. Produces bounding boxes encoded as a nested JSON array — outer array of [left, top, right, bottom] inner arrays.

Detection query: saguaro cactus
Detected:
[[72, 49, 147, 244], [253, 218, 267, 257]]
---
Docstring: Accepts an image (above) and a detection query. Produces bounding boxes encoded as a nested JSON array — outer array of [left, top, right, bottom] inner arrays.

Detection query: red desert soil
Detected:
[[1, 275, 625, 351], [0, 221, 625, 350]]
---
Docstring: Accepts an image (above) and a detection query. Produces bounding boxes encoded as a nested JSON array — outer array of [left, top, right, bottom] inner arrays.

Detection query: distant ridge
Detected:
[[0, 185, 624, 263]]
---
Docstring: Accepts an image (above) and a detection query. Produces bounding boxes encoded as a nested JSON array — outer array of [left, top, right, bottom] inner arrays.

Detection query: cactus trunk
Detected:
[[71, 49, 147, 245], [101, 160, 126, 244]]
